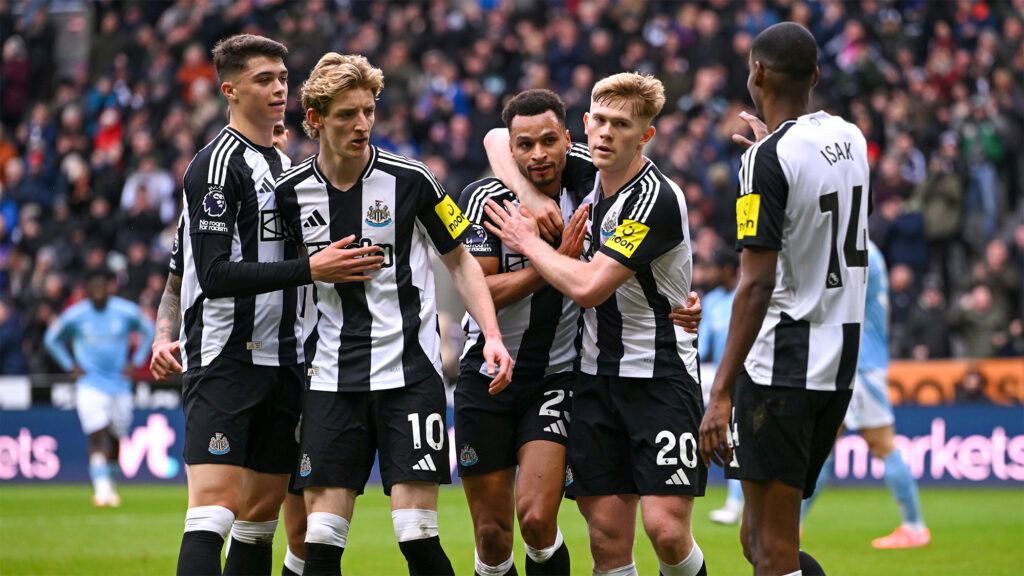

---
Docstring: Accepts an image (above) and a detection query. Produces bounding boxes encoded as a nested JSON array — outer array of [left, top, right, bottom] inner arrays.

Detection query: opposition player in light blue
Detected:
[[800, 241, 930, 548], [45, 268, 154, 507]]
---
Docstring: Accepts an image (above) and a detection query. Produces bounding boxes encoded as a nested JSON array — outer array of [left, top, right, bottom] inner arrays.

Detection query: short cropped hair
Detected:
[[211, 34, 288, 83], [751, 22, 818, 81], [301, 53, 385, 139], [590, 72, 665, 123], [501, 89, 567, 128]]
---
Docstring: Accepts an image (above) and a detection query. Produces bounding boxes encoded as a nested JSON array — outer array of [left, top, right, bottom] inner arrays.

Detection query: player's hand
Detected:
[[150, 340, 182, 380], [483, 200, 540, 254], [309, 234, 385, 283], [122, 365, 136, 379], [482, 338, 513, 395], [70, 366, 84, 378], [517, 189, 563, 242], [731, 111, 769, 149], [699, 395, 734, 468], [669, 291, 702, 333], [556, 203, 589, 258]]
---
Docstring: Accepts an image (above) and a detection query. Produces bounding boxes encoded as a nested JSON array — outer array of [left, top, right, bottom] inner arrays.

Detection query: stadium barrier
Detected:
[[888, 357, 1024, 405], [1, 404, 1021, 486]]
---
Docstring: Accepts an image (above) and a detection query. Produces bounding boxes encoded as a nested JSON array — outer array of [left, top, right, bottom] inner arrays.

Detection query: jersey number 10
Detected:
[[819, 185, 868, 288]]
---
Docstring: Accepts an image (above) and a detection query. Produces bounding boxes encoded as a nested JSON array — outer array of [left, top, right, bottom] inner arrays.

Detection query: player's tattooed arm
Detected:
[[484, 128, 563, 242], [150, 272, 183, 380]]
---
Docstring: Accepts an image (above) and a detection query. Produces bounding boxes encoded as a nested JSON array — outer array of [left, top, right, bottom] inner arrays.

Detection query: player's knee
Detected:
[[644, 522, 689, 560], [474, 516, 513, 554], [517, 508, 556, 546]]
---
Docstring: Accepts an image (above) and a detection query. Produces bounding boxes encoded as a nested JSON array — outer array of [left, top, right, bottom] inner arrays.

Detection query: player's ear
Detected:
[[753, 61, 766, 87], [583, 112, 590, 136], [641, 124, 656, 145], [306, 108, 322, 132], [564, 129, 571, 150], [811, 66, 820, 88], [221, 81, 236, 102]]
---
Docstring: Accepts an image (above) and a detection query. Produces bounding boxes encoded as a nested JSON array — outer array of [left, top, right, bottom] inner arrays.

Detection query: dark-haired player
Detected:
[[44, 268, 154, 508], [699, 22, 870, 576], [169, 34, 382, 576], [457, 88, 592, 576]]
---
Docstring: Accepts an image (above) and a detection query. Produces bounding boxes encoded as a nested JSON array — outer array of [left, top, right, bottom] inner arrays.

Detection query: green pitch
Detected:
[[1, 485, 1021, 574]]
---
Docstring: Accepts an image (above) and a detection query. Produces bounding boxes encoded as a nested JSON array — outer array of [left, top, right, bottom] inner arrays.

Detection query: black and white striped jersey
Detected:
[[457, 143, 596, 381], [275, 146, 467, 392], [578, 160, 698, 380], [179, 127, 302, 371], [736, 110, 870, 391]]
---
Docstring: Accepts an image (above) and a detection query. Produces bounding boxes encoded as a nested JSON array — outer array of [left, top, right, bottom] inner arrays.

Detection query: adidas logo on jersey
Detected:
[[299, 454, 312, 477], [303, 209, 327, 228], [543, 420, 568, 437], [208, 433, 230, 455], [665, 468, 691, 486], [412, 455, 437, 472]]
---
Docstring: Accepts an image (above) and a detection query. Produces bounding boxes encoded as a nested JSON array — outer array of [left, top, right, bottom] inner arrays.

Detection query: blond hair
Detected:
[[301, 53, 384, 139], [590, 72, 666, 123]]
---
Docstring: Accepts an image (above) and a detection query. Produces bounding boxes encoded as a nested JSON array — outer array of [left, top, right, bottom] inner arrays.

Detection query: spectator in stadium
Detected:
[[801, 242, 930, 549], [43, 267, 154, 507], [954, 368, 992, 404], [700, 22, 868, 576], [903, 279, 952, 360], [949, 283, 1008, 359]]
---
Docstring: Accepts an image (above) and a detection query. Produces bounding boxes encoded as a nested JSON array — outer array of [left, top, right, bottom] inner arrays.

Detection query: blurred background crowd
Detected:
[[1, 0, 1021, 381]]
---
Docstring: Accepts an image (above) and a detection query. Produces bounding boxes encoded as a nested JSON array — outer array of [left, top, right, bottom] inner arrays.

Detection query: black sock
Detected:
[[799, 550, 826, 576], [398, 536, 455, 575], [177, 530, 225, 576], [525, 541, 569, 575], [281, 565, 300, 576], [304, 543, 344, 576], [223, 538, 273, 576]]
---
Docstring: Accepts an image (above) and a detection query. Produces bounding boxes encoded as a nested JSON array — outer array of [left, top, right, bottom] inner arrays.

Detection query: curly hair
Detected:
[[301, 53, 384, 139]]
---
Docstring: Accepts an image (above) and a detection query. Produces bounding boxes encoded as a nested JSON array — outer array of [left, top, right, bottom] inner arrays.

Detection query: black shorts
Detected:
[[295, 373, 451, 495], [725, 371, 852, 498], [455, 370, 573, 477], [181, 356, 302, 474], [567, 372, 707, 497]]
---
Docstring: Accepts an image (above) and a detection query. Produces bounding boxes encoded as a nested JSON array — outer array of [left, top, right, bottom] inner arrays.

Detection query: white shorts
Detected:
[[843, 368, 895, 431], [76, 385, 134, 437]]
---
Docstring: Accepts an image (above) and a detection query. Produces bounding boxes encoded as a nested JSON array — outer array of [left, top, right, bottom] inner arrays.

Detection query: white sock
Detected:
[[594, 562, 638, 576], [474, 550, 514, 576], [89, 453, 114, 496], [391, 509, 439, 542], [525, 527, 564, 563], [183, 505, 235, 538], [903, 521, 928, 532], [231, 519, 278, 546], [659, 540, 704, 576], [781, 571, 802, 576], [305, 512, 350, 548], [284, 547, 305, 574]]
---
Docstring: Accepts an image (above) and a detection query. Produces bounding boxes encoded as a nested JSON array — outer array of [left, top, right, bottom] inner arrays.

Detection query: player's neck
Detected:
[[317, 147, 371, 191], [599, 153, 647, 199], [760, 96, 809, 132], [228, 115, 274, 148]]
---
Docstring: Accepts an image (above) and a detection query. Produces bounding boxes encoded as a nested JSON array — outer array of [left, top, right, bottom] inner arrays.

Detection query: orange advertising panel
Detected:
[[888, 358, 1024, 405]]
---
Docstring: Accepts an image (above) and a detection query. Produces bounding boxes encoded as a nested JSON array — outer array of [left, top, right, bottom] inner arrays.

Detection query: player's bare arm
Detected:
[[485, 200, 631, 309], [440, 244, 513, 394], [478, 202, 588, 309], [699, 246, 778, 467], [150, 271, 183, 380], [669, 291, 702, 334], [484, 127, 562, 242]]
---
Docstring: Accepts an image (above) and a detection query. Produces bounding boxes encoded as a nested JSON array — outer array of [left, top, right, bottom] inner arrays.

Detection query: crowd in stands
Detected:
[[1, 0, 1022, 381]]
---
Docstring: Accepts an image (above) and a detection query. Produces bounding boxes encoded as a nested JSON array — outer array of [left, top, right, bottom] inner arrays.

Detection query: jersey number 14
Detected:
[[818, 185, 868, 288]]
